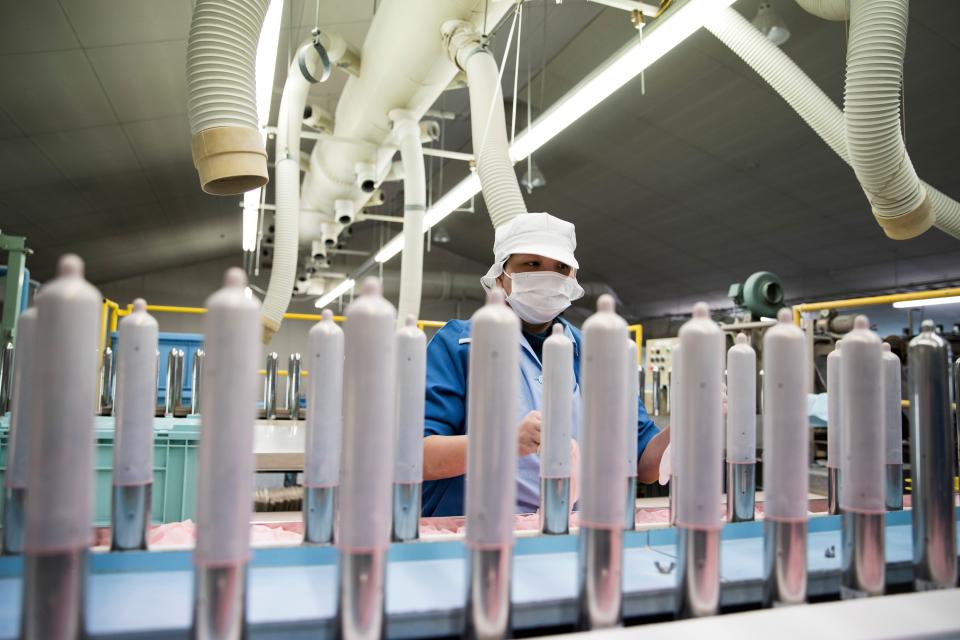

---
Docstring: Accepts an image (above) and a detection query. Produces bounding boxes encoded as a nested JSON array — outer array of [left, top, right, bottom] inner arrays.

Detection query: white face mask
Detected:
[[503, 271, 585, 325]]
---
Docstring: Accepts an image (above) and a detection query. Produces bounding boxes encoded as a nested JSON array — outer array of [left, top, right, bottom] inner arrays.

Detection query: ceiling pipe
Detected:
[[261, 43, 320, 343], [704, 7, 960, 240], [390, 110, 427, 326], [443, 20, 528, 229], [794, 0, 848, 21], [844, 0, 931, 239], [186, 0, 270, 195], [297, 0, 513, 248]]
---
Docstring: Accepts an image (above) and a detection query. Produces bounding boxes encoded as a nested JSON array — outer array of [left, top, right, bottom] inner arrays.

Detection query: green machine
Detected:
[[0, 233, 30, 344], [728, 271, 785, 319], [0, 233, 31, 412]]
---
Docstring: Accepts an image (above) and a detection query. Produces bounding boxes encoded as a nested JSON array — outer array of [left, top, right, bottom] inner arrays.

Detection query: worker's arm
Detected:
[[635, 396, 668, 484], [637, 426, 669, 484], [422, 323, 470, 481], [423, 434, 468, 480], [423, 411, 542, 481]]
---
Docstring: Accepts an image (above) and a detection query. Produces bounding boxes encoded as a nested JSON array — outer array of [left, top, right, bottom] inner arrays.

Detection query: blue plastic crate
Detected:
[[0, 416, 200, 526]]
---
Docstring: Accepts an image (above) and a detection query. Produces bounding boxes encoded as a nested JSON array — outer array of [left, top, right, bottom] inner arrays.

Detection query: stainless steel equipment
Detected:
[[191, 349, 204, 415], [907, 321, 958, 590], [98, 346, 114, 416], [466, 547, 511, 639], [577, 527, 622, 629], [726, 462, 756, 523], [21, 550, 87, 639], [540, 477, 570, 535], [287, 353, 302, 419], [763, 520, 807, 606], [676, 528, 721, 617], [0, 341, 13, 414], [303, 486, 336, 545], [165, 349, 184, 416], [111, 485, 151, 551], [263, 352, 279, 419], [193, 565, 246, 640], [338, 550, 387, 640]]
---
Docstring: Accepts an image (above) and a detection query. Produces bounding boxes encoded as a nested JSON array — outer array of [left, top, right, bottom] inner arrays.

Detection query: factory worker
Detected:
[[421, 212, 670, 517]]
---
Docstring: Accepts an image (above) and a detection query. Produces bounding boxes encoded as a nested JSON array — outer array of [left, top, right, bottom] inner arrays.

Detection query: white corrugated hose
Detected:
[[186, 0, 270, 194], [845, 0, 929, 237], [260, 45, 318, 343], [459, 40, 528, 228], [705, 7, 960, 240], [794, 0, 848, 21], [392, 112, 426, 326]]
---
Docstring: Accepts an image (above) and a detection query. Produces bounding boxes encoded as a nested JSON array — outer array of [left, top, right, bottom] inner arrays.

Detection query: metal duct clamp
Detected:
[[299, 30, 331, 84]]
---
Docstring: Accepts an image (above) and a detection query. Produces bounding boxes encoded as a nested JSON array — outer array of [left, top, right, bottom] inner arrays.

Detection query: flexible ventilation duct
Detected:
[[187, 0, 269, 195], [795, 0, 848, 21], [392, 111, 427, 325], [445, 22, 528, 228], [845, 0, 930, 239], [261, 45, 319, 343], [705, 7, 960, 240]]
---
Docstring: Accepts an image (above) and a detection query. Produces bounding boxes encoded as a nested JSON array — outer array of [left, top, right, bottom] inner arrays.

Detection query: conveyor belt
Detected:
[[0, 510, 956, 639]]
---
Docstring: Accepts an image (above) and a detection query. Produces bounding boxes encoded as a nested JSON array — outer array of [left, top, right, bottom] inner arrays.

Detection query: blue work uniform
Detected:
[[422, 316, 660, 517]]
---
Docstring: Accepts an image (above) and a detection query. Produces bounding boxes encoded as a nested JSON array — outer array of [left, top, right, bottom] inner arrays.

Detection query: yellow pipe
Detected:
[[98, 300, 108, 362], [901, 399, 957, 410], [282, 312, 346, 323], [257, 369, 309, 377], [417, 320, 447, 331], [797, 287, 960, 311], [105, 300, 119, 333], [793, 287, 960, 323], [146, 305, 207, 315], [628, 324, 643, 366]]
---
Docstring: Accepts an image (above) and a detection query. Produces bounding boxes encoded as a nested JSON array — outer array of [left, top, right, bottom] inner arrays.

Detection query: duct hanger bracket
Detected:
[[300, 29, 331, 84]]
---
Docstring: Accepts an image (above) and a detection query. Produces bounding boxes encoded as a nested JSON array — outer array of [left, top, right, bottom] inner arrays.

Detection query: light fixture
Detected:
[[520, 159, 547, 193], [892, 295, 960, 309], [242, 188, 260, 252], [315, 278, 356, 309], [373, 0, 736, 265], [752, 1, 790, 46], [255, 0, 284, 130]]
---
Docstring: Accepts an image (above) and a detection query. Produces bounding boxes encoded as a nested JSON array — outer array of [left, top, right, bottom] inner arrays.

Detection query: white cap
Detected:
[[481, 212, 579, 290]]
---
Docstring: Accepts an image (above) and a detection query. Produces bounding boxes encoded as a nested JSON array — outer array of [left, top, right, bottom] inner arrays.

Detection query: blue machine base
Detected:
[[0, 510, 956, 639]]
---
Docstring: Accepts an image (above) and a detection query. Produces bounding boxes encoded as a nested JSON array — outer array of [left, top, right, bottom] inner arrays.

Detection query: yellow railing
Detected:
[[258, 369, 309, 377], [101, 301, 638, 372], [791, 287, 960, 326], [628, 324, 643, 366], [901, 399, 957, 410]]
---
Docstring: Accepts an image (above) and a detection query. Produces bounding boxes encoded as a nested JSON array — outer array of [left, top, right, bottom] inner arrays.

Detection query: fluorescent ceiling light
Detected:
[[256, 0, 284, 130], [241, 0, 282, 252], [242, 188, 260, 251], [373, 0, 735, 265], [892, 295, 960, 309], [315, 278, 356, 309]]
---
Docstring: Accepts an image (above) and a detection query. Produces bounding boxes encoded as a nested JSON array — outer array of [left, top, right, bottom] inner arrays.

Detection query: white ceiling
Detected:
[[0, 0, 958, 324]]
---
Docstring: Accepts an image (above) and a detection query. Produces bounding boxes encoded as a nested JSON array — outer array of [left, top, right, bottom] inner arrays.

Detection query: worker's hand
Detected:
[[517, 411, 542, 457]]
